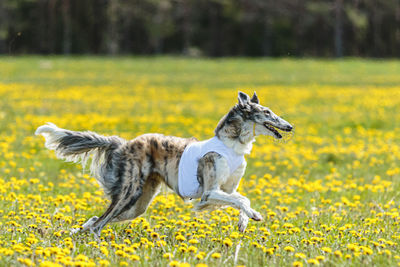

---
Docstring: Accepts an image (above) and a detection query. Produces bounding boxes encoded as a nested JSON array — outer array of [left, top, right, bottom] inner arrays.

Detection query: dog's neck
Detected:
[[216, 121, 255, 155]]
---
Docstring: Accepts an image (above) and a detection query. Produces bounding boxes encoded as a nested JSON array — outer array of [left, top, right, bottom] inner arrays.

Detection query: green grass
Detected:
[[0, 57, 399, 267], [2, 56, 400, 87]]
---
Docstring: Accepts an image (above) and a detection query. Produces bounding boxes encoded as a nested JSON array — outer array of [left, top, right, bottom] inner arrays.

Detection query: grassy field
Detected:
[[0, 56, 400, 267]]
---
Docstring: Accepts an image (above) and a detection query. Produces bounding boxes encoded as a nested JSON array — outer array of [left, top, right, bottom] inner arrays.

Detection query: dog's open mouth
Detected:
[[264, 123, 292, 139]]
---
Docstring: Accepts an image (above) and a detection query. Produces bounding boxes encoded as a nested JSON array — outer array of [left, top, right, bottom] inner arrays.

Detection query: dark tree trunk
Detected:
[[107, 0, 120, 55], [48, 0, 56, 54], [0, 2, 7, 53], [262, 16, 271, 56], [395, 3, 400, 57], [62, 0, 71, 54], [209, 3, 221, 57], [182, 1, 191, 54], [334, 0, 343, 57]]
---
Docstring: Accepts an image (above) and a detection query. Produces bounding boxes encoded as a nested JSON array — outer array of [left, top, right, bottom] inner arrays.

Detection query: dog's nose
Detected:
[[286, 125, 293, 131]]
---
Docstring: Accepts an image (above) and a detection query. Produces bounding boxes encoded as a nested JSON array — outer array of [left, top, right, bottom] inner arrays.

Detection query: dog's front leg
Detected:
[[198, 190, 262, 221], [194, 152, 262, 223], [231, 191, 262, 221], [238, 210, 249, 232]]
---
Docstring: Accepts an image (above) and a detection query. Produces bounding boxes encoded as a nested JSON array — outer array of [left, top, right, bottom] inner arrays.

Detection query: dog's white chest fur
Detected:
[[178, 136, 245, 199]]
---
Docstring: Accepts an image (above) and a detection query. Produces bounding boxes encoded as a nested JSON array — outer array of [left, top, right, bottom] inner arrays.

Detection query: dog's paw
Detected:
[[89, 227, 102, 241], [238, 213, 249, 232], [250, 210, 263, 221], [82, 216, 99, 228], [70, 227, 81, 235]]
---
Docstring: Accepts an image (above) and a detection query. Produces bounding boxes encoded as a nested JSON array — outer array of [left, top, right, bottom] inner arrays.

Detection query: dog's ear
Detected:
[[250, 91, 259, 104], [238, 91, 250, 107]]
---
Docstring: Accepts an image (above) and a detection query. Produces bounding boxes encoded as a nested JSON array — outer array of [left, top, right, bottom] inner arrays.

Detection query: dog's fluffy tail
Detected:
[[35, 123, 126, 191]]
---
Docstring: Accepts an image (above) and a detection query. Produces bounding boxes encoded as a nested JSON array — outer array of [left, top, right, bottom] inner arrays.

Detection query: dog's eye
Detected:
[[264, 110, 271, 115]]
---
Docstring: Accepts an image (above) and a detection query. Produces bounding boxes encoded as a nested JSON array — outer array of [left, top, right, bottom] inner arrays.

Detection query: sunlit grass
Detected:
[[0, 57, 400, 266]]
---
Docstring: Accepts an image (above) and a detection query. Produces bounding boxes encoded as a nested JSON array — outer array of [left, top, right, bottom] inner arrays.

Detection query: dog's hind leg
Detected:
[[110, 174, 162, 223], [89, 163, 146, 237], [70, 216, 99, 235]]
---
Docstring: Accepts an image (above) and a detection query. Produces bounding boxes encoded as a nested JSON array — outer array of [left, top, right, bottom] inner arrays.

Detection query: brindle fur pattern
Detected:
[[35, 91, 293, 236]]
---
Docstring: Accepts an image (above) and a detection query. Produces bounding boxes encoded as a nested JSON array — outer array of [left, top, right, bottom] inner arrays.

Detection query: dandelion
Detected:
[[115, 250, 125, 257], [321, 247, 332, 253], [17, 258, 34, 266], [151, 232, 160, 239], [163, 253, 173, 259], [334, 250, 342, 257], [223, 238, 233, 247], [295, 253, 306, 259], [99, 260, 110, 266], [130, 255, 140, 261], [188, 246, 198, 253], [284, 246, 295, 252], [176, 234, 186, 242], [211, 253, 221, 259], [307, 259, 319, 265], [178, 246, 187, 253], [169, 261, 180, 267], [189, 239, 199, 244]]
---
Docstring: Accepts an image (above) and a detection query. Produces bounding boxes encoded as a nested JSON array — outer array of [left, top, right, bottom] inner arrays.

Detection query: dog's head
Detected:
[[215, 91, 293, 141], [235, 91, 293, 139]]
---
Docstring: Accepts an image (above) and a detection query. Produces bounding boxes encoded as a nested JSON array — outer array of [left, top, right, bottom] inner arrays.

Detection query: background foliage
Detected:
[[1, 0, 400, 57]]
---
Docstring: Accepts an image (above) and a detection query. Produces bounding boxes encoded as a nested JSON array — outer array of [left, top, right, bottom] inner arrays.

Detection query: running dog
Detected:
[[35, 91, 293, 236]]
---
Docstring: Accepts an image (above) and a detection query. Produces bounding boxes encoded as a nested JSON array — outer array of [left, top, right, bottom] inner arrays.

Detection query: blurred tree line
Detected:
[[0, 0, 399, 57]]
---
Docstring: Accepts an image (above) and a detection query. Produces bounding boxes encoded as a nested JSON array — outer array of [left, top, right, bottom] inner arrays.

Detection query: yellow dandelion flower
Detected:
[[189, 239, 199, 244], [334, 250, 342, 257], [39, 261, 63, 267], [176, 234, 186, 242], [230, 232, 240, 239], [17, 258, 34, 266], [188, 246, 198, 253], [151, 232, 160, 239], [195, 253, 204, 260], [307, 259, 319, 265], [362, 246, 373, 255], [321, 247, 332, 253], [99, 260, 110, 266], [264, 248, 274, 255], [169, 261, 180, 267], [211, 253, 221, 259], [223, 238, 233, 247], [163, 253, 173, 259], [284, 246, 295, 252], [115, 250, 125, 257], [178, 246, 187, 253], [130, 254, 140, 261], [295, 253, 306, 259], [293, 261, 303, 267]]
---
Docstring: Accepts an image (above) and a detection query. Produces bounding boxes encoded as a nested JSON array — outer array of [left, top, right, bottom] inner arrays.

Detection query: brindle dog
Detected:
[[36, 91, 293, 236]]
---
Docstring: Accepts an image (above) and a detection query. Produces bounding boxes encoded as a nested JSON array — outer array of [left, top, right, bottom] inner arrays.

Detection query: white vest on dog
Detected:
[[178, 136, 245, 199]]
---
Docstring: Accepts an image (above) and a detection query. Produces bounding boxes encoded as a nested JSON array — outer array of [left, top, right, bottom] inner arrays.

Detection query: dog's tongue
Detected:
[[264, 123, 282, 138]]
